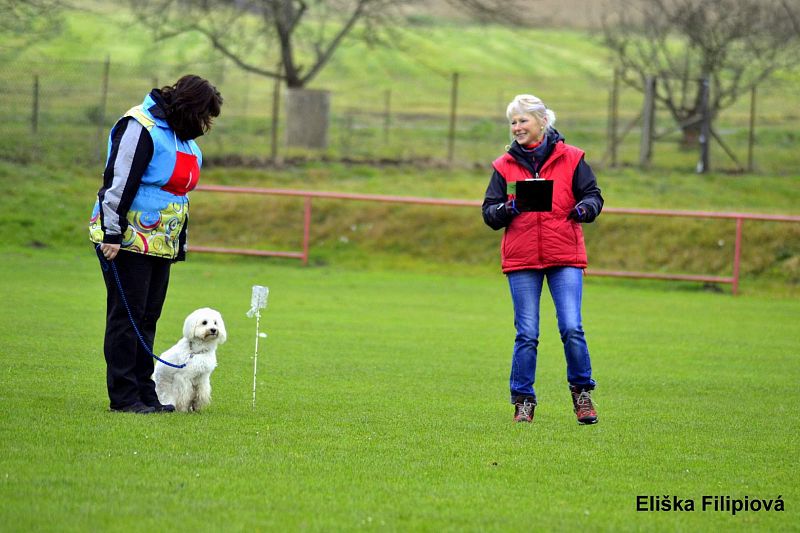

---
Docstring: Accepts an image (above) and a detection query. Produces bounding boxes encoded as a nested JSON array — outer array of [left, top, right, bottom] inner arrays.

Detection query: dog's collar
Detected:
[[177, 352, 196, 365]]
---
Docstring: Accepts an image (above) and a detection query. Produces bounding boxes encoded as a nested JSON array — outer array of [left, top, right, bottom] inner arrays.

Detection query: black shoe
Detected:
[[141, 396, 176, 413], [110, 402, 156, 414], [150, 403, 176, 413]]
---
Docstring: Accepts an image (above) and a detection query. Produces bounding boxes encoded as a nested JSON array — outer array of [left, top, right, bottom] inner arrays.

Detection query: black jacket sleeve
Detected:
[[482, 169, 517, 230], [96, 118, 154, 243], [571, 157, 604, 223]]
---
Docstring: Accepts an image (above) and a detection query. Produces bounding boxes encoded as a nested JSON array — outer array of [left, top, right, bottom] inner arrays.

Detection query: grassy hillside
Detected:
[[0, 1, 798, 295], [2, 158, 798, 296]]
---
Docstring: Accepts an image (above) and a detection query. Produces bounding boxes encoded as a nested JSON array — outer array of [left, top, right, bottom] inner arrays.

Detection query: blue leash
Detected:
[[95, 244, 187, 369]]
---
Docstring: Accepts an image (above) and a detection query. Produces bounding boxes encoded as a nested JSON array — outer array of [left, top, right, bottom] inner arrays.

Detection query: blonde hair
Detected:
[[506, 94, 557, 130]]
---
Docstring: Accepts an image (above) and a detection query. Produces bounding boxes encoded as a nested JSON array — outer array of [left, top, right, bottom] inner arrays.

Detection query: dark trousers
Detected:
[[99, 248, 171, 409]]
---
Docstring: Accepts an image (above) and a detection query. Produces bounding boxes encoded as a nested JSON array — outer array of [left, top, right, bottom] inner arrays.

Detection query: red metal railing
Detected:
[[192, 185, 800, 295]]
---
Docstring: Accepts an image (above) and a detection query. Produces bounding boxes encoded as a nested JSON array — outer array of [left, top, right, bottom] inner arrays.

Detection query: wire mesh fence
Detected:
[[0, 57, 796, 171]]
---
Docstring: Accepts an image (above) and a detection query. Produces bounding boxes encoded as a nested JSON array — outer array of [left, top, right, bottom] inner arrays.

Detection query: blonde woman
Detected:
[[482, 94, 603, 424]]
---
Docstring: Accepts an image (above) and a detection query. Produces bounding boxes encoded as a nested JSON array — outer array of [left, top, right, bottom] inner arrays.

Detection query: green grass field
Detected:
[[1, 249, 798, 531]]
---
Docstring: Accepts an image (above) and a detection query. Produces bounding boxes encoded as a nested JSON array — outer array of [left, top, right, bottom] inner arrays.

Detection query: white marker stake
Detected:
[[247, 286, 269, 408]]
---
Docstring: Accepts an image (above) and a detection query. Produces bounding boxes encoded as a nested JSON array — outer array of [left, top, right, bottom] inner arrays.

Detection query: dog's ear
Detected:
[[215, 312, 227, 344], [183, 309, 201, 340]]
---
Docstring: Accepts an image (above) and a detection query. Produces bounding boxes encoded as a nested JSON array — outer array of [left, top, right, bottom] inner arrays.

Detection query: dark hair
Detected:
[[161, 75, 223, 140]]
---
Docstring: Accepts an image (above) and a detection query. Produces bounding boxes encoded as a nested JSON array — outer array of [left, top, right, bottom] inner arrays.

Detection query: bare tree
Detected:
[[135, 0, 518, 149], [602, 0, 800, 145], [137, 0, 516, 89]]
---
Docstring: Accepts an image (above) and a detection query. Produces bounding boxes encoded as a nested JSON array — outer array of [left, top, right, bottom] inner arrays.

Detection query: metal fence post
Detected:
[[747, 85, 756, 172], [242, 71, 250, 117], [697, 75, 711, 174], [96, 56, 111, 162], [732, 218, 743, 295], [383, 89, 391, 144], [639, 75, 655, 168], [270, 63, 282, 164], [607, 68, 620, 168], [447, 72, 459, 164], [31, 74, 39, 134], [302, 197, 312, 266], [342, 112, 354, 159]]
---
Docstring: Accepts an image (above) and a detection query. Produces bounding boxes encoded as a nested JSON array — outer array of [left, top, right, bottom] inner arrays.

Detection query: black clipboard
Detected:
[[515, 179, 553, 212]]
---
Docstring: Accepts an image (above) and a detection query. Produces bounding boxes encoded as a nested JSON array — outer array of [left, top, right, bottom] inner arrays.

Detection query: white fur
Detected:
[[154, 308, 227, 412]]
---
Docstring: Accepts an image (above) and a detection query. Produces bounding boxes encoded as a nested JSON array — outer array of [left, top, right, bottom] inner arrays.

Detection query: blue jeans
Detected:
[[507, 267, 595, 402]]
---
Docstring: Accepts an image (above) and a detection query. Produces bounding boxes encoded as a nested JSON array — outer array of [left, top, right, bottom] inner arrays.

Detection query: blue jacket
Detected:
[[89, 91, 203, 261]]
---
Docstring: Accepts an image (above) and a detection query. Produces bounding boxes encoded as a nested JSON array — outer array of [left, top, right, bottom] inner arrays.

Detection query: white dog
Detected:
[[154, 308, 226, 412]]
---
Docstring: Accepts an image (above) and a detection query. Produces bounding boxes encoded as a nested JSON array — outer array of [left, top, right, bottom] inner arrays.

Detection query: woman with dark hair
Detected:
[[89, 75, 223, 414]]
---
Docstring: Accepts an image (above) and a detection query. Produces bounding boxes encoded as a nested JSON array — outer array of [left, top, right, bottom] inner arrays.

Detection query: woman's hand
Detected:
[[100, 243, 121, 261], [504, 199, 520, 215], [568, 205, 586, 222]]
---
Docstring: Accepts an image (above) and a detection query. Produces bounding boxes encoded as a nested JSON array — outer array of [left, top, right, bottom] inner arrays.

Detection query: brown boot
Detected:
[[513, 396, 536, 423], [570, 386, 598, 425]]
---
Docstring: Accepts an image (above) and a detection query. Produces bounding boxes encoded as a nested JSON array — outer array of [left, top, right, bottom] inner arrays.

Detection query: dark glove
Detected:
[[504, 199, 520, 216], [568, 205, 586, 222]]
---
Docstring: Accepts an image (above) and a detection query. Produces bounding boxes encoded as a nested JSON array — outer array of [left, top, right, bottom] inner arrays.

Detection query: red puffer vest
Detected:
[[492, 142, 587, 273]]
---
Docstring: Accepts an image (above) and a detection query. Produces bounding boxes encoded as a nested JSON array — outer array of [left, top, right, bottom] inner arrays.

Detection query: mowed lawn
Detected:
[[0, 250, 798, 531]]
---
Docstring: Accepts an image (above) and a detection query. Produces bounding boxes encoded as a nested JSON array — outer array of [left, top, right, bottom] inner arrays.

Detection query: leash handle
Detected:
[[94, 244, 109, 272], [95, 244, 188, 369]]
